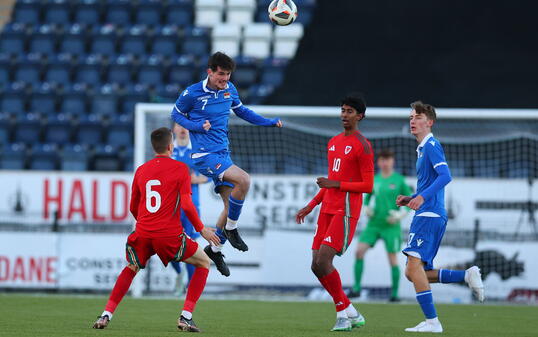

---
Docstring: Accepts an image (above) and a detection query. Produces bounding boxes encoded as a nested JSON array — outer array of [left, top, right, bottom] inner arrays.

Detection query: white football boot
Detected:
[[405, 320, 443, 333], [465, 266, 485, 302]]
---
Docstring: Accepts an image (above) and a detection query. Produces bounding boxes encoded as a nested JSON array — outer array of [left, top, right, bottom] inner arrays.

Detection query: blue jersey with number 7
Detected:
[[171, 78, 279, 154]]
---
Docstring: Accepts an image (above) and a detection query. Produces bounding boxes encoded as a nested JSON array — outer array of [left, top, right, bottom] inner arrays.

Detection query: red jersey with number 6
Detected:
[[320, 131, 374, 218], [130, 156, 192, 238]]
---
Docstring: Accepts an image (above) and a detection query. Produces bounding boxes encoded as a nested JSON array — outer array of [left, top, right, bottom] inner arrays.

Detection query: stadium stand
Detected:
[[0, 0, 314, 171]]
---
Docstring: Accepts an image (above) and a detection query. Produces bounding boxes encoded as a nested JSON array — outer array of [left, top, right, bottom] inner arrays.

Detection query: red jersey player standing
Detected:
[[92, 127, 220, 332], [296, 94, 374, 332]]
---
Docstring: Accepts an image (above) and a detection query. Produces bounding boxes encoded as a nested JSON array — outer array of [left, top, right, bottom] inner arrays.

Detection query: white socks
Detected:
[[181, 310, 192, 320], [426, 317, 440, 325], [101, 311, 113, 320], [345, 304, 359, 318], [336, 310, 347, 319], [211, 245, 223, 253], [225, 218, 238, 230]]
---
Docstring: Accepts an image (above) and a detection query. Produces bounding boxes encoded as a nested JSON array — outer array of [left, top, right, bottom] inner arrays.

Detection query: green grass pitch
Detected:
[[1, 294, 536, 337]]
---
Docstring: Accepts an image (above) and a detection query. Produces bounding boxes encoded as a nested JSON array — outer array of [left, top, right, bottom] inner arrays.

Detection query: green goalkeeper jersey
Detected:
[[364, 172, 412, 228]]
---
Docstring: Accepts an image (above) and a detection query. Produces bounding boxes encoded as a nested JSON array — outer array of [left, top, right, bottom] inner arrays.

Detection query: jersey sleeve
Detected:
[[129, 168, 141, 220], [229, 82, 243, 109], [178, 163, 192, 195], [339, 143, 375, 193], [171, 89, 206, 132], [420, 141, 452, 200]]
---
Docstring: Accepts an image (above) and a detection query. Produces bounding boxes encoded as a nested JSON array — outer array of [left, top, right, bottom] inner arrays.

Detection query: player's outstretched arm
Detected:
[[233, 105, 282, 127]]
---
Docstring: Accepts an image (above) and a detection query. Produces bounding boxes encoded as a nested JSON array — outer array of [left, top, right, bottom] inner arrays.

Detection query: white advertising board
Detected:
[[1, 172, 536, 234]]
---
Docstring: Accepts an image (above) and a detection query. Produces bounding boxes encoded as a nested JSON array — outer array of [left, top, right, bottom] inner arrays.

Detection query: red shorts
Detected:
[[312, 212, 358, 256], [125, 231, 198, 269]]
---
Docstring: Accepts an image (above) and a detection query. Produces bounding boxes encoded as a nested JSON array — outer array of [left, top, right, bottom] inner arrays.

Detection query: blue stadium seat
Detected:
[[0, 115, 10, 144], [44, 114, 72, 144], [106, 118, 133, 147], [107, 54, 133, 85], [93, 145, 122, 171], [165, 0, 193, 26], [311, 157, 327, 175], [90, 26, 117, 57], [0, 60, 10, 85], [168, 55, 195, 86], [59, 24, 87, 55], [0, 84, 26, 112], [155, 83, 181, 102], [28, 25, 57, 56], [90, 84, 118, 118], [182, 27, 209, 57], [14, 55, 42, 85], [13, 0, 42, 25], [76, 115, 103, 144], [44, 54, 72, 84], [60, 84, 87, 115], [137, 55, 164, 87], [104, 0, 132, 26], [61, 144, 88, 171], [232, 58, 258, 87], [74, 0, 101, 26], [261, 58, 288, 87], [43, 0, 71, 26], [74, 54, 103, 86], [0, 24, 26, 55], [120, 147, 134, 171], [135, 0, 162, 26], [29, 83, 57, 114], [247, 84, 274, 105], [0, 143, 26, 170], [121, 84, 148, 113], [151, 26, 179, 58], [119, 25, 147, 55], [13, 113, 42, 143], [29, 144, 58, 170]]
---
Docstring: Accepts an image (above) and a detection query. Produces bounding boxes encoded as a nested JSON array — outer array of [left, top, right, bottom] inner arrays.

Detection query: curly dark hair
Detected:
[[341, 93, 366, 116]]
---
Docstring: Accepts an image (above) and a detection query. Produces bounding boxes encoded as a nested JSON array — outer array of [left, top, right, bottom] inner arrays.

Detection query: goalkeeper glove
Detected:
[[387, 209, 407, 225]]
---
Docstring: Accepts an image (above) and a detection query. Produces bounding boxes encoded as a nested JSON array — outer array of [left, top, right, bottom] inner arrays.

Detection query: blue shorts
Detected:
[[192, 151, 235, 193], [402, 215, 447, 270]]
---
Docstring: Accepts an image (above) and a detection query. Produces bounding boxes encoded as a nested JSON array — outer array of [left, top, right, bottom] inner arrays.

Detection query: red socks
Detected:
[[105, 267, 137, 313], [182, 267, 209, 313], [319, 269, 351, 312]]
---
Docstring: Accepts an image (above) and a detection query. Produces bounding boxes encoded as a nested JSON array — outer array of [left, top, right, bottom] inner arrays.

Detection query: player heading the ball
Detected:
[[171, 52, 282, 276]]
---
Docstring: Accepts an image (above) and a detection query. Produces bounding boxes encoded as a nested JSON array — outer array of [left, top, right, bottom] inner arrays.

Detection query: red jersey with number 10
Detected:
[[320, 131, 374, 218], [130, 156, 192, 238]]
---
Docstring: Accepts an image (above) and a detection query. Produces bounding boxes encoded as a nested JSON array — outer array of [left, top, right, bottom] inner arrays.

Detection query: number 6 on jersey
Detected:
[[146, 180, 161, 213]]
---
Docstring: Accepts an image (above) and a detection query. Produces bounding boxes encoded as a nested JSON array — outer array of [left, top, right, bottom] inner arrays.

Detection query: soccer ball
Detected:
[[268, 0, 298, 26]]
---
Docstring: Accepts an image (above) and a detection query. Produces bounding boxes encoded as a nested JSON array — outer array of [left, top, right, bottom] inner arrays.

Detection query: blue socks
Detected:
[[228, 196, 244, 222], [170, 261, 181, 274], [215, 228, 227, 244], [438, 269, 465, 283], [416, 290, 437, 319]]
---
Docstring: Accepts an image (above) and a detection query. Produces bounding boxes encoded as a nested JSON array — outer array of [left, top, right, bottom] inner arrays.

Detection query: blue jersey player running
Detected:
[[170, 123, 208, 290], [396, 101, 485, 333], [171, 52, 282, 276]]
